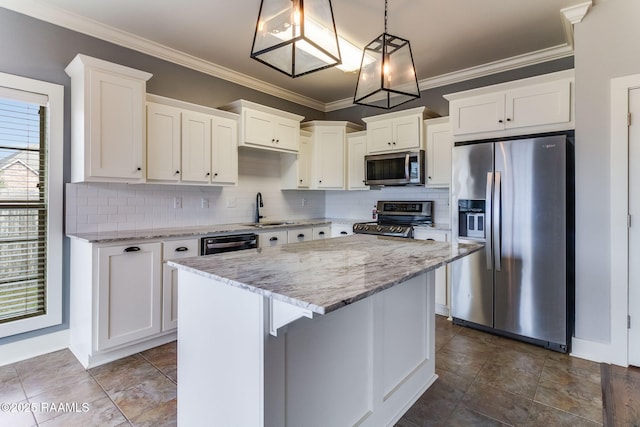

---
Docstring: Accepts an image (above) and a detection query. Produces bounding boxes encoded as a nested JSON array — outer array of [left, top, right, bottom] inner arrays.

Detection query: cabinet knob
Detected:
[[206, 172, 210, 176], [136, 167, 141, 171], [498, 119, 504, 123], [506, 118, 512, 122], [299, 179, 303, 183], [214, 173, 218, 177], [392, 142, 396, 145], [319, 180, 322, 183], [176, 170, 180, 174], [388, 142, 392, 146], [275, 139, 279, 143]]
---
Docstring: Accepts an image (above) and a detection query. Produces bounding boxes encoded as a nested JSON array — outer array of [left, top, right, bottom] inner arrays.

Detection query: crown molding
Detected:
[[0, 0, 326, 111], [0, 0, 587, 114]]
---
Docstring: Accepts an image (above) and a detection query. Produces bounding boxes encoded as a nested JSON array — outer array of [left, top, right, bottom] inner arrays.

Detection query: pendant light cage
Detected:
[[354, 1, 420, 109], [251, 0, 342, 78]]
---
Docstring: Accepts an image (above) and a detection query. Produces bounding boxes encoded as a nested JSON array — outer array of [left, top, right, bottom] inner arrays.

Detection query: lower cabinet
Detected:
[[413, 229, 451, 317], [70, 239, 176, 368], [258, 230, 288, 248], [258, 225, 333, 248], [331, 223, 354, 237], [288, 227, 313, 244], [162, 238, 199, 332], [312, 225, 331, 240]]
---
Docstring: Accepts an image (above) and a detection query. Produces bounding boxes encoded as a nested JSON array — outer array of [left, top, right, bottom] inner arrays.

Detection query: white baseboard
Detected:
[[0, 329, 70, 367], [571, 336, 627, 367]]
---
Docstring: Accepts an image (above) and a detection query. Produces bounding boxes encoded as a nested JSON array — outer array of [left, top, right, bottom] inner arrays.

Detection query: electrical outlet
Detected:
[[301, 198, 307, 207], [173, 196, 182, 209], [226, 197, 237, 208], [201, 198, 209, 209]]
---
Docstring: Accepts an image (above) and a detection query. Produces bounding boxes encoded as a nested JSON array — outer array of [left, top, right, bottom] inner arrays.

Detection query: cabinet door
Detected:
[[88, 69, 146, 180], [259, 230, 288, 248], [162, 239, 199, 332], [275, 117, 300, 152], [413, 231, 449, 310], [393, 115, 422, 150], [288, 228, 313, 243], [211, 116, 238, 185], [347, 133, 368, 190], [313, 225, 331, 240], [243, 109, 275, 148], [367, 121, 393, 153], [450, 92, 505, 136], [297, 134, 312, 188], [97, 242, 162, 350], [315, 127, 345, 189], [505, 80, 571, 130], [426, 120, 452, 187], [147, 102, 181, 182], [181, 111, 212, 183]]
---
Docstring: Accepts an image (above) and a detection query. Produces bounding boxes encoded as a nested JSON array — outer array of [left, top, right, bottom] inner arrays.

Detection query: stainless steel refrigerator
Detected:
[[451, 133, 574, 352]]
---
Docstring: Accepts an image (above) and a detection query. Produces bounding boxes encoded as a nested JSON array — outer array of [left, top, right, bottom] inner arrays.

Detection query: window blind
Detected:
[[0, 96, 47, 324]]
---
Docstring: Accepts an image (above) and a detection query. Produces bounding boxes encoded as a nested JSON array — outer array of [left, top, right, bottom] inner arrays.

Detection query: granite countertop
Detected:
[[66, 218, 363, 243], [168, 234, 482, 315]]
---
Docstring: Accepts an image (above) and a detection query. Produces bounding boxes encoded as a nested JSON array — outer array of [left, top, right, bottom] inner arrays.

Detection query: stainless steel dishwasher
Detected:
[[200, 233, 258, 255]]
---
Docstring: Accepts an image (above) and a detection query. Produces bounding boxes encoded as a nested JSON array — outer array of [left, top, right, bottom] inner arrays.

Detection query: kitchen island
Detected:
[[169, 234, 482, 427]]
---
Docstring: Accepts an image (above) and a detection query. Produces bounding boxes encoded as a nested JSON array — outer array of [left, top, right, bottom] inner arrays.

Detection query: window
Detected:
[[0, 73, 63, 338]]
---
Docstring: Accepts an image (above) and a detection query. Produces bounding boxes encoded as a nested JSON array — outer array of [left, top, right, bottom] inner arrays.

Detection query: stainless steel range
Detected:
[[353, 201, 433, 238]]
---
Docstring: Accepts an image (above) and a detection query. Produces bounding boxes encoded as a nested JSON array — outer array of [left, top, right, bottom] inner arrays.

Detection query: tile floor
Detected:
[[0, 316, 602, 426]]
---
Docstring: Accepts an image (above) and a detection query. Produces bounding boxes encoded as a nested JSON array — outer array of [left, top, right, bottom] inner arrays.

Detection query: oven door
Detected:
[[365, 151, 424, 186], [200, 234, 258, 255]]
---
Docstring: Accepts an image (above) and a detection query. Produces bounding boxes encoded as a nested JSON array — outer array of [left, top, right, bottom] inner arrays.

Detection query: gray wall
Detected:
[[573, 0, 640, 343]]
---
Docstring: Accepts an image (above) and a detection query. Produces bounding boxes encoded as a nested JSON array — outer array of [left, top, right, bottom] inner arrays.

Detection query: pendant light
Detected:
[[354, 0, 420, 109], [251, 0, 341, 78]]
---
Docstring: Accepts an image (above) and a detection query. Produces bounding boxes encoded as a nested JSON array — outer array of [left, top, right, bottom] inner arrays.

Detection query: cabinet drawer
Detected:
[[259, 231, 288, 248], [288, 227, 313, 243], [163, 238, 200, 261], [313, 226, 331, 240]]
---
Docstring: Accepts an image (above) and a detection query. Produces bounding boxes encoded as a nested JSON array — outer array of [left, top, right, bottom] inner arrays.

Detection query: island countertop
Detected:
[[168, 234, 483, 315]]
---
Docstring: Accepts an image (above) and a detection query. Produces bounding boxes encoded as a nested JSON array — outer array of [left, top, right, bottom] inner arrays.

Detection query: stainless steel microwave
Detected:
[[364, 150, 425, 186]]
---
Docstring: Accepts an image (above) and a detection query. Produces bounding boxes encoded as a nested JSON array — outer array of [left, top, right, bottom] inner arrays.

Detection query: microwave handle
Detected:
[[404, 153, 410, 181]]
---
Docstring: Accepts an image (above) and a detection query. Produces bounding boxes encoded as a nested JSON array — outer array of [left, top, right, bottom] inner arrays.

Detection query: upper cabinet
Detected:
[[362, 107, 437, 154], [221, 99, 304, 154], [444, 70, 574, 141], [346, 131, 368, 191], [302, 121, 363, 190], [65, 54, 152, 183], [425, 117, 452, 188], [146, 95, 238, 186]]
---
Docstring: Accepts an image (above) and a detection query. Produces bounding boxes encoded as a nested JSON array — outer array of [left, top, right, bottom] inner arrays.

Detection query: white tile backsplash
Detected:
[[65, 149, 451, 234]]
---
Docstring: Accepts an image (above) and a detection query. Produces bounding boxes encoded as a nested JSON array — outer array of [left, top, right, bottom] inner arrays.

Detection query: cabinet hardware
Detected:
[[506, 118, 512, 122], [175, 247, 189, 252], [214, 173, 218, 177], [137, 167, 141, 171], [270, 237, 278, 241], [123, 246, 141, 252], [388, 142, 392, 146], [297, 234, 305, 238], [318, 231, 325, 235], [498, 119, 503, 123], [176, 170, 180, 174], [340, 231, 348, 235], [206, 172, 210, 176]]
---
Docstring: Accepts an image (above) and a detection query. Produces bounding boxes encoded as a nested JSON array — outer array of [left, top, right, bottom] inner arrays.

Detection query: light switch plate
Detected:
[[173, 197, 182, 209], [226, 197, 237, 208]]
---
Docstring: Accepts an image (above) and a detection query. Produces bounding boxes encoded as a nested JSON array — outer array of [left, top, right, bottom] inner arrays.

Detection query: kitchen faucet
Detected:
[[255, 192, 264, 223]]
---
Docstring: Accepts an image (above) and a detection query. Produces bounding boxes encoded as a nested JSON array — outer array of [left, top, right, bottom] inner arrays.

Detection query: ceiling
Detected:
[[0, 0, 590, 111]]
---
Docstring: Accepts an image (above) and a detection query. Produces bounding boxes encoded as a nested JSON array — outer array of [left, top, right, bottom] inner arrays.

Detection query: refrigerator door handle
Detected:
[[494, 171, 502, 271], [485, 172, 493, 270]]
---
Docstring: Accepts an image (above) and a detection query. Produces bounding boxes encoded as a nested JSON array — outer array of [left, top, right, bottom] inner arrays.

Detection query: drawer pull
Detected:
[[270, 237, 278, 242], [124, 246, 141, 252], [175, 246, 189, 252], [297, 234, 305, 238], [340, 231, 348, 235], [318, 231, 325, 235]]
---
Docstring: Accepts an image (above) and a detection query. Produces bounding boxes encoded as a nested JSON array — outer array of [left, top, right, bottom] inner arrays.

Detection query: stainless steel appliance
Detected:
[[353, 200, 433, 238], [364, 150, 425, 186], [451, 132, 574, 352], [200, 233, 258, 255]]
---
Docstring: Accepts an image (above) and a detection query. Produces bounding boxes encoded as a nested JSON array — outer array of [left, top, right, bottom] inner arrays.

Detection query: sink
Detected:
[[243, 221, 297, 228]]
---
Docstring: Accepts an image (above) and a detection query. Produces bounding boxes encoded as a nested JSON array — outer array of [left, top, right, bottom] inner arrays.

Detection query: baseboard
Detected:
[[571, 336, 627, 366], [0, 329, 70, 367]]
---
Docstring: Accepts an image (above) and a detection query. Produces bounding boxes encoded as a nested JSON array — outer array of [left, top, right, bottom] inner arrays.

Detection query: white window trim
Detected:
[[0, 72, 63, 338]]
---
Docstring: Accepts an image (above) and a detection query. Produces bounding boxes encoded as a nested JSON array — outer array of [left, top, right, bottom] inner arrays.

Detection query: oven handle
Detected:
[[206, 241, 254, 249]]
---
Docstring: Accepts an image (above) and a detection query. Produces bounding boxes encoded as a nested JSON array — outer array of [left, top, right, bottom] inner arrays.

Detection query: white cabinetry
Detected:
[[444, 69, 574, 141], [146, 95, 238, 186], [288, 227, 313, 243], [70, 238, 175, 368], [258, 230, 288, 248], [162, 238, 199, 332], [347, 131, 368, 190], [363, 107, 436, 154], [331, 223, 354, 237], [425, 117, 452, 188], [65, 54, 152, 183], [413, 229, 451, 317], [301, 121, 363, 190], [281, 130, 313, 189], [313, 225, 331, 240], [222, 99, 304, 153]]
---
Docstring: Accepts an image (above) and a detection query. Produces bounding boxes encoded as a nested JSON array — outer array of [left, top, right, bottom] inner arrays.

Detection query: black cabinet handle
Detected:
[[136, 167, 141, 171], [340, 231, 348, 235], [175, 246, 189, 252], [206, 172, 210, 176], [506, 118, 512, 122], [124, 246, 141, 252], [214, 173, 218, 177], [318, 231, 325, 235], [388, 142, 392, 146], [270, 237, 278, 241], [297, 234, 305, 238], [426, 238, 435, 241], [176, 170, 180, 174], [498, 119, 504, 123]]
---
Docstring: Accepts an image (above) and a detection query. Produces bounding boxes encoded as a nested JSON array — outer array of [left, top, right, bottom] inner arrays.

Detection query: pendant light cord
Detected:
[[384, 0, 388, 33]]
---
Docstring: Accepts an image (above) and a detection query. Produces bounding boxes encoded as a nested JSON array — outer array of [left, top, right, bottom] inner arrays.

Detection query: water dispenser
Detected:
[[458, 199, 486, 240]]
